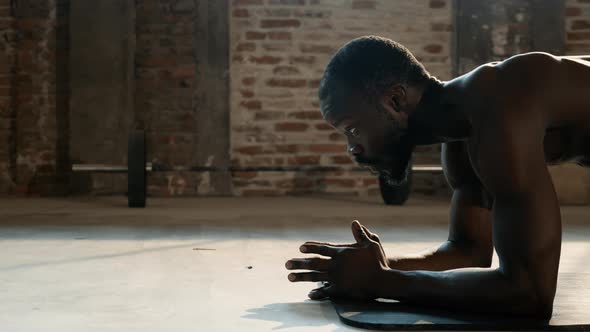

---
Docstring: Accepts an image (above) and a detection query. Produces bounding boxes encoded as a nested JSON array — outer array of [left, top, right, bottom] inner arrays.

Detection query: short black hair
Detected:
[[319, 36, 431, 106]]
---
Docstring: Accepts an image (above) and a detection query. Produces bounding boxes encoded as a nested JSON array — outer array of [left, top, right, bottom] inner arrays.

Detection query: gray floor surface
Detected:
[[0, 195, 589, 332]]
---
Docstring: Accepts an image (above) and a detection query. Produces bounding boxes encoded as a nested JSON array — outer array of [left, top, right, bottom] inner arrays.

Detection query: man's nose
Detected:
[[348, 144, 364, 156]]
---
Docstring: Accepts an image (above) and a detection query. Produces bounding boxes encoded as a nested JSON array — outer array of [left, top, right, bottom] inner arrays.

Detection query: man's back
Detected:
[[451, 52, 590, 167]]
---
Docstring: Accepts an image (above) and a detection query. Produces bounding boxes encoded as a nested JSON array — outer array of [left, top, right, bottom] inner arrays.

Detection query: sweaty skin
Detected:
[[285, 52, 590, 319]]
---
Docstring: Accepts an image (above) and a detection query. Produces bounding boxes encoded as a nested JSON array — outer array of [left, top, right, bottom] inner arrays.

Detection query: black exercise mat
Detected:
[[333, 273, 590, 331]]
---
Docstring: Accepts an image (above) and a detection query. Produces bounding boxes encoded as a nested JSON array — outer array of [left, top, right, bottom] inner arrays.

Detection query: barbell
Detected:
[[71, 130, 443, 207]]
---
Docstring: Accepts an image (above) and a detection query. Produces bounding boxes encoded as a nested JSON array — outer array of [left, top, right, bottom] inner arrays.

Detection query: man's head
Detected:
[[319, 36, 432, 185]]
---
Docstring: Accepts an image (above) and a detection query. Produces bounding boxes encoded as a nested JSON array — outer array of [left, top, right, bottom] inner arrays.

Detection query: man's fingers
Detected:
[[352, 219, 365, 243], [303, 241, 356, 248], [285, 257, 332, 271], [362, 225, 380, 243], [288, 272, 331, 282], [308, 284, 338, 300], [351, 220, 370, 244], [299, 243, 340, 257]]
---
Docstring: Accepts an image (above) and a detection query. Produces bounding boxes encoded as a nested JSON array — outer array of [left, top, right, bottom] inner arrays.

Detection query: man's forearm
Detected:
[[387, 240, 491, 271], [375, 267, 551, 318]]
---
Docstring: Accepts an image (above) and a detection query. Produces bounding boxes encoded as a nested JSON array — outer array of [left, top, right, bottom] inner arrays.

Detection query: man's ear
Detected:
[[379, 84, 406, 115]]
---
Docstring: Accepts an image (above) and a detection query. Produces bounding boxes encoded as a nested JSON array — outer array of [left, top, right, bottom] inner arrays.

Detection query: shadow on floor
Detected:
[[242, 300, 363, 331]]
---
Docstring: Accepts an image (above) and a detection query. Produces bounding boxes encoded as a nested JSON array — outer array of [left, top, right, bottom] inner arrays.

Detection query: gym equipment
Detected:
[[71, 130, 443, 207]]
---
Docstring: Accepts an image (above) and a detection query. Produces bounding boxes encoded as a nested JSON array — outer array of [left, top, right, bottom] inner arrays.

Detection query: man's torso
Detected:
[[448, 53, 590, 173]]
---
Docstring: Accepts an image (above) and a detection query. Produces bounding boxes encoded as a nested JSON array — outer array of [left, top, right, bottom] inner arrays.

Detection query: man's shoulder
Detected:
[[451, 52, 559, 97], [496, 51, 559, 69]]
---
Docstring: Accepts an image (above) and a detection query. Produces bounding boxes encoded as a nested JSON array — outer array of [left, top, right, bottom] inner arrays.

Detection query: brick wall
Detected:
[[229, 0, 453, 197], [566, 0, 590, 54], [0, 0, 68, 196], [2, 1, 589, 200]]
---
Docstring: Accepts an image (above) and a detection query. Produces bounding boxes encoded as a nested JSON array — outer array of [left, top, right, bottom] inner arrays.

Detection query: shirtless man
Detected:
[[285, 35, 590, 318]]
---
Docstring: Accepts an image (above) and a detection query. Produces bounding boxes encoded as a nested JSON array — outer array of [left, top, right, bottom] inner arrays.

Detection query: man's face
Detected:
[[321, 91, 414, 185]]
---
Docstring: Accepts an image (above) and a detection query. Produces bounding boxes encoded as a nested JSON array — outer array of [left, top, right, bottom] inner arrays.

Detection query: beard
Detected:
[[374, 107, 415, 185], [378, 140, 414, 186], [355, 115, 415, 186]]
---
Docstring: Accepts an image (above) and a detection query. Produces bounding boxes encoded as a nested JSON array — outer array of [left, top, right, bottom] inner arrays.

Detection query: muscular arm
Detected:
[[388, 141, 493, 271], [375, 100, 561, 318]]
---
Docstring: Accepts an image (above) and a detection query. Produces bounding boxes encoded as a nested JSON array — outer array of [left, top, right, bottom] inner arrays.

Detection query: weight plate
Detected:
[[128, 130, 146, 208], [379, 163, 412, 205]]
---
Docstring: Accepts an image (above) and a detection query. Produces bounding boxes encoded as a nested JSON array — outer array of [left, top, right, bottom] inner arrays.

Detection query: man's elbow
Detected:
[[504, 271, 556, 319], [520, 290, 554, 320]]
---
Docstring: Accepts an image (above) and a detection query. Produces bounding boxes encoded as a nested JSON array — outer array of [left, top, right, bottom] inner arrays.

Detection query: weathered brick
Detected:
[[245, 31, 267, 40], [567, 31, 590, 40], [256, 8, 292, 17], [269, 0, 305, 5], [329, 132, 346, 141], [274, 144, 299, 153], [254, 111, 285, 120], [242, 77, 256, 86], [268, 31, 292, 40], [352, 0, 376, 10], [308, 79, 321, 88], [267, 78, 306, 88], [315, 123, 333, 130], [289, 55, 316, 65], [288, 111, 322, 119], [232, 54, 245, 63], [424, 44, 443, 54], [308, 144, 346, 153], [288, 155, 320, 165], [233, 9, 250, 18], [275, 122, 309, 131], [240, 89, 254, 98], [320, 178, 356, 187], [431, 22, 451, 31], [571, 20, 590, 30], [240, 100, 262, 110], [429, 0, 446, 9], [294, 9, 331, 18], [233, 0, 264, 6], [242, 189, 280, 196], [331, 155, 353, 164], [566, 7, 582, 17], [236, 42, 256, 52], [260, 19, 301, 28], [173, 65, 195, 78], [235, 146, 264, 154], [275, 177, 315, 189], [232, 171, 259, 179], [261, 43, 291, 52], [300, 43, 336, 54], [273, 66, 300, 75], [249, 55, 283, 64]]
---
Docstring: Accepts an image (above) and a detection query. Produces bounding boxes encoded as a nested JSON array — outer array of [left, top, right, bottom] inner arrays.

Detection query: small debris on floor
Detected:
[[247, 266, 253, 269], [192, 248, 216, 251]]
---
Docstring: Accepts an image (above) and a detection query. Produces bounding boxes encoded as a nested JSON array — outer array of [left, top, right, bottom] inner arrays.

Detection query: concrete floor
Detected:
[[0, 195, 589, 332]]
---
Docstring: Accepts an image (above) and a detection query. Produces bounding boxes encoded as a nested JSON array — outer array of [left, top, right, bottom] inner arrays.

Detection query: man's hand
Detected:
[[285, 220, 389, 301]]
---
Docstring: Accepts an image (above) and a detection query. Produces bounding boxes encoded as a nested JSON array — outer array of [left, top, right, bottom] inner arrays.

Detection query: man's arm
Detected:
[[387, 141, 493, 271], [288, 121, 559, 318], [375, 103, 561, 318]]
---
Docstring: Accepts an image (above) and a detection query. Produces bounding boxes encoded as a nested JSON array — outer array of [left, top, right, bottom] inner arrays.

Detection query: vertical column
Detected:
[[193, 0, 232, 195], [69, 1, 134, 194], [0, 0, 15, 193]]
